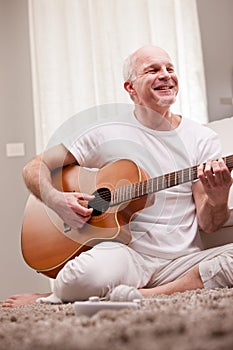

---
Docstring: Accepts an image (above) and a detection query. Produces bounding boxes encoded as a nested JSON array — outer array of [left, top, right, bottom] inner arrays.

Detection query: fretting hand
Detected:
[[197, 158, 232, 207]]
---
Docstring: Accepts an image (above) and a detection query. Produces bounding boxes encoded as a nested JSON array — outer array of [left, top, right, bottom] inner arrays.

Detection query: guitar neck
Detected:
[[110, 155, 233, 206]]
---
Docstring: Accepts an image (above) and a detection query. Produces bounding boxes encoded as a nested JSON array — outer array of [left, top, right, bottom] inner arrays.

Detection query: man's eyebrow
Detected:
[[142, 63, 159, 71], [166, 62, 174, 68], [143, 62, 174, 71]]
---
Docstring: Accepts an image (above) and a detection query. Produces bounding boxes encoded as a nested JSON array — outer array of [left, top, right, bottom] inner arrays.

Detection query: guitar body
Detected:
[[21, 159, 154, 278]]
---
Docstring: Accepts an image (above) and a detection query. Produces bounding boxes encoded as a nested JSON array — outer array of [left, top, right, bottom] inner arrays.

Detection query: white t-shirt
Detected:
[[63, 115, 222, 259]]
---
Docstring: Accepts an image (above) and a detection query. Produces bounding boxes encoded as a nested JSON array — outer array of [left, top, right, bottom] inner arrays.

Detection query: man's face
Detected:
[[129, 47, 179, 110]]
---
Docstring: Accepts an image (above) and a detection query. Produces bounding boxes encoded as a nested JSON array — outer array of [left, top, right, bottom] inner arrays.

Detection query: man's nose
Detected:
[[158, 67, 170, 79]]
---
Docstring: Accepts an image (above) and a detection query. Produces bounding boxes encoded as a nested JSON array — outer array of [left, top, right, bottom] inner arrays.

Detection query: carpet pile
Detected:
[[1, 287, 233, 350]]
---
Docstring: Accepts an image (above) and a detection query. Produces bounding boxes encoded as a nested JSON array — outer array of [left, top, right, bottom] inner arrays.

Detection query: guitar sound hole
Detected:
[[88, 188, 111, 216]]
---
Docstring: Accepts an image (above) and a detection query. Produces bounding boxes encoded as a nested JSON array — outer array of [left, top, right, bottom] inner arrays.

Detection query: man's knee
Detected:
[[53, 252, 114, 302], [199, 244, 233, 289]]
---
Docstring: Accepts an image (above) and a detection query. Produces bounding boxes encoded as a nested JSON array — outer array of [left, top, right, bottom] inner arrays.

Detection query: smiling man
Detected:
[[124, 46, 178, 107], [2, 46, 233, 307], [124, 46, 180, 132]]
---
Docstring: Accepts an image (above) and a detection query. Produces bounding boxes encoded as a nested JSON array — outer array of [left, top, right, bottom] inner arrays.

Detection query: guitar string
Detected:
[[86, 157, 233, 207], [91, 166, 198, 203], [98, 158, 233, 201], [90, 160, 233, 202]]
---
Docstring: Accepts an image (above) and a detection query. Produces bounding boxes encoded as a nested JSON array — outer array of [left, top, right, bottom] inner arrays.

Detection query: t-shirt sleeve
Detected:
[[62, 127, 102, 166], [62, 135, 88, 166]]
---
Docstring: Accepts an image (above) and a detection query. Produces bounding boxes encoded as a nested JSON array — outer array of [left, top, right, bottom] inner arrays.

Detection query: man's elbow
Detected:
[[22, 155, 41, 184]]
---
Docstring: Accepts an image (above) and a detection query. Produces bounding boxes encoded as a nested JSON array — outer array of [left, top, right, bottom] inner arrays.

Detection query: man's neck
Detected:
[[134, 105, 177, 131]]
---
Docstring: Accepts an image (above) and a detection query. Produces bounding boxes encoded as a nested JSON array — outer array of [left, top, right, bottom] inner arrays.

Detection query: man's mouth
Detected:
[[153, 85, 174, 90]]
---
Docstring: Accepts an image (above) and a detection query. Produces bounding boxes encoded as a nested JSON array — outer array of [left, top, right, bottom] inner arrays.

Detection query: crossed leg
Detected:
[[139, 265, 203, 297], [2, 266, 202, 307], [2, 243, 233, 307]]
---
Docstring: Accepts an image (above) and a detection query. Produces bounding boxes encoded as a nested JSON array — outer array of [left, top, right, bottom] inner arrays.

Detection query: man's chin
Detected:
[[157, 97, 176, 107]]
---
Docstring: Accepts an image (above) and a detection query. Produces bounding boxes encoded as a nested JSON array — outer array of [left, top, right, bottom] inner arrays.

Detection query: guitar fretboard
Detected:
[[110, 155, 233, 206]]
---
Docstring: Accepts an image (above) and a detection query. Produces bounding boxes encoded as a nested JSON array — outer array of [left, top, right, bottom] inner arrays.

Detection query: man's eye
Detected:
[[147, 69, 156, 74], [167, 68, 174, 73]]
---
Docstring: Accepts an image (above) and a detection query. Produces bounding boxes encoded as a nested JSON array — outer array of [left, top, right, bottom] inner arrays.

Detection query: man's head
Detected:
[[123, 46, 179, 112]]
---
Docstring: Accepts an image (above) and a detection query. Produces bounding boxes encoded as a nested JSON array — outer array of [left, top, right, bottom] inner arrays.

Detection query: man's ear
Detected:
[[124, 81, 136, 96]]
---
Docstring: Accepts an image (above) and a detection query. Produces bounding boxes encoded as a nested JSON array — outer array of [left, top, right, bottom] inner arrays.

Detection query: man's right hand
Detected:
[[46, 189, 95, 229], [22, 144, 95, 230]]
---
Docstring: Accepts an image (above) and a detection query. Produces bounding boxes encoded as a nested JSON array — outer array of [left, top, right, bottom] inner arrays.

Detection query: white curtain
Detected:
[[28, 0, 208, 152]]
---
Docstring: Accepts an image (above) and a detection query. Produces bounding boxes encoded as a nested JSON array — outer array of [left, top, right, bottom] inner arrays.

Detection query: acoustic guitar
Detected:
[[21, 156, 233, 278]]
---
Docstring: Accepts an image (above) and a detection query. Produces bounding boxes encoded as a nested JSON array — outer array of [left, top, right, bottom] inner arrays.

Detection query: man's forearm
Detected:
[[198, 196, 230, 233], [194, 159, 232, 233], [22, 155, 56, 205]]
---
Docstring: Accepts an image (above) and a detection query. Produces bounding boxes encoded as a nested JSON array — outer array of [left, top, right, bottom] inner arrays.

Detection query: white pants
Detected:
[[53, 242, 233, 302]]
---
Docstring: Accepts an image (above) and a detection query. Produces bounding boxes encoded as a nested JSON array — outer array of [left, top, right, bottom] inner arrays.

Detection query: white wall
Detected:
[[197, 0, 233, 121], [0, 0, 50, 300]]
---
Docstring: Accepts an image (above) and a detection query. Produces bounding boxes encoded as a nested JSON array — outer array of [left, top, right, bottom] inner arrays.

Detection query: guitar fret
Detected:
[[123, 186, 126, 201], [162, 175, 165, 189], [122, 186, 125, 202], [118, 187, 121, 203], [145, 181, 148, 194], [135, 182, 138, 197], [110, 155, 233, 207], [139, 182, 142, 197], [119, 187, 122, 202], [169, 172, 175, 187], [137, 182, 140, 197], [132, 183, 135, 198], [142, 181, 146, 196], [137, 183, 140, 197], [134, 183, 137, 198], [192, 166, 198, 181], [168, 173, 171, 187], [139, 183, 142, 196], [128, 184, 132, 201], [157, 176, 162, 192], [147, 179, 150, 194], [148, 178, 153, 193], [144, 181, 147, 195], [117, 187, 120, 203], [165, 174, 169, 188], [175, 171, 178, 185], [177, 171, 181, 184]]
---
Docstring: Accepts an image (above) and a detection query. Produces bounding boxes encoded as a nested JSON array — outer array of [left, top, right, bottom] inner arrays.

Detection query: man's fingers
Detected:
[[74, 192, 95, 201], [67, 192, 94, 215], [72, 201, 93, 216], [218, 158, 232, 182], [198, 158, 231, 187], [205, 160, 218, 186], [197, 163, 208, 185]]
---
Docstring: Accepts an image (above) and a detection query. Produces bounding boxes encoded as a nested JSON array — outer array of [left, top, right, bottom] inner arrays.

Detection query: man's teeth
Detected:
[[154, 86, 172, 90]]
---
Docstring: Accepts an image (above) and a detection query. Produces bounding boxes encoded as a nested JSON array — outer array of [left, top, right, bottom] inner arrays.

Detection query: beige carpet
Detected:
[[1, 288, 233, 350]]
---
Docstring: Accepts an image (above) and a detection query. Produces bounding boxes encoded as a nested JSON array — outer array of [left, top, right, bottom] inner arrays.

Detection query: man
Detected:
[[3, 46, 232, 307]]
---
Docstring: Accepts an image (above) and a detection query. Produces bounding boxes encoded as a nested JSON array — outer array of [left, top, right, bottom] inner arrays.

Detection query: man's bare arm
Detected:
[[23, 144, 75, 201], [23, 144, 94, 229], [192, 158, 232, 233]]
